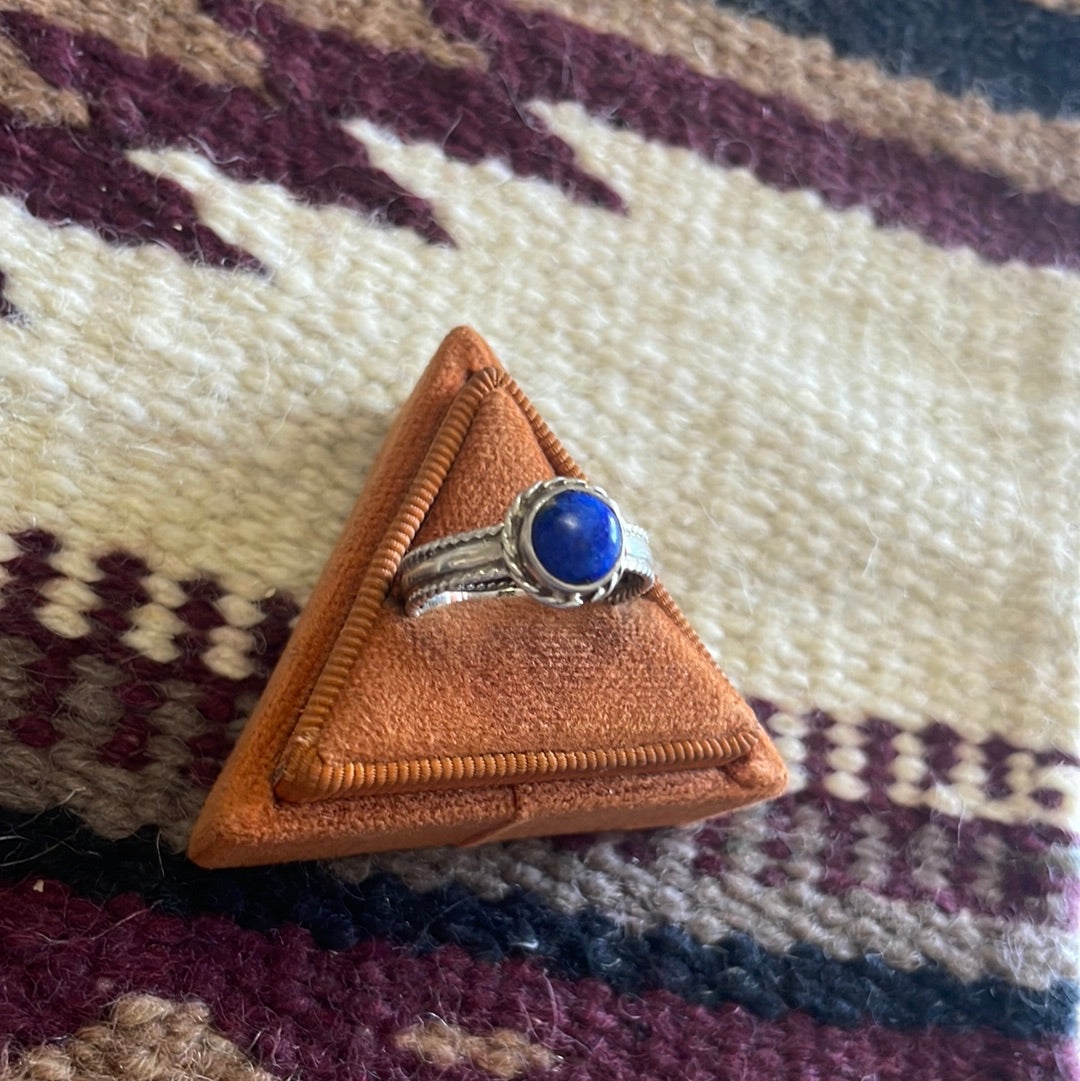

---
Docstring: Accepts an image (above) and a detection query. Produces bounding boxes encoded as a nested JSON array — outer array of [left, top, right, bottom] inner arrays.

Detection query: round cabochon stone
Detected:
[[530, 489, 622, 586]]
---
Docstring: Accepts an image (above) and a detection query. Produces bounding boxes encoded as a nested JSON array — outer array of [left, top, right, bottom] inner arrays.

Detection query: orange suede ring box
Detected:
[[188, 327, 787, 868]]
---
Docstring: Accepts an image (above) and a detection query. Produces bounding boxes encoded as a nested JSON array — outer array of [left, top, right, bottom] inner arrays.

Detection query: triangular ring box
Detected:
[[188, 328, 786, 867]]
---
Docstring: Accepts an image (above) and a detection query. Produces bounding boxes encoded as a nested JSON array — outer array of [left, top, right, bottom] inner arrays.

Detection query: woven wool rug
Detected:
[[1, 2, 1078, 1078]]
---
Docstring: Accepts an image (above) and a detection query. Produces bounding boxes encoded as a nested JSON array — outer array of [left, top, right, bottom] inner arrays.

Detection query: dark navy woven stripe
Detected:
[[715, 0, 1080, 118], [0, 806, 1074, 1038]]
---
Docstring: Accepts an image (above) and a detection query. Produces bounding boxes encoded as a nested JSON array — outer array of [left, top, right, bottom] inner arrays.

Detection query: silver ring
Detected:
[[396, 477, 655, 617]]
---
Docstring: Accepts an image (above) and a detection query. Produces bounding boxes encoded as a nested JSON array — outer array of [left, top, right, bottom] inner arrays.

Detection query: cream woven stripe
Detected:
[[0, 106, 1076, 782]]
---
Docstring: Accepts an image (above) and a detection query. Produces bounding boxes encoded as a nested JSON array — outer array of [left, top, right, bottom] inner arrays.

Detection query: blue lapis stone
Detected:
[[530, 489, 622, 586]]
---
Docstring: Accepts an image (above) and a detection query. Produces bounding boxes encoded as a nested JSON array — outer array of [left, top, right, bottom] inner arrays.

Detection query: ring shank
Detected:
[[396, 527, 505, 594], [397, 520, 654, 617]]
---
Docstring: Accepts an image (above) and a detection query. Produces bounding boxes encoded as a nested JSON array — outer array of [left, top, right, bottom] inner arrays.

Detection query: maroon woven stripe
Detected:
[[206, 0, 623, 210], [0, 11, 451, 252], [0, 529, 296, 779], [0, 877, 1064, 1081], [754, 702, 1080, 779], [0, 104, 259, 272], [690, 792, 1077, 925], [422, 0, 1080, 269], [2, 1, 1076, 280]]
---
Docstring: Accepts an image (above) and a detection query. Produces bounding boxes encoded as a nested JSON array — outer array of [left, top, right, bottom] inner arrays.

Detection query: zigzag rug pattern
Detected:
[[1, 1, 1078, 1078]]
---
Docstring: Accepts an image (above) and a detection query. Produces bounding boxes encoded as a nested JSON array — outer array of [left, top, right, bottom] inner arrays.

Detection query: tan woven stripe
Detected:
[[522, 0, 1080, 203], [1, 0, 482, 127], [0, 33, 88, 125], [271, 0, 487, 69], [11, 0, 265, 89], [0, 994, 274, 1080], [394, 1018, 560, 1079]]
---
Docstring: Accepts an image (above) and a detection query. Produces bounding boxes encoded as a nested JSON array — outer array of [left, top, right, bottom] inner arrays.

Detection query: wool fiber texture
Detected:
[[0, 1, 1078, 1078]]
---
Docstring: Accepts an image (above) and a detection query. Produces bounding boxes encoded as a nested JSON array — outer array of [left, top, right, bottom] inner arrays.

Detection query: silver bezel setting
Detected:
[[501, 477, 627, 608]]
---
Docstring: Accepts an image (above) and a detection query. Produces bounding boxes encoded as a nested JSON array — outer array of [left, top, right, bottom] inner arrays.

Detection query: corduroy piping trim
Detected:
[[273, 365, 756, 802], [276, 735, 758, 798]]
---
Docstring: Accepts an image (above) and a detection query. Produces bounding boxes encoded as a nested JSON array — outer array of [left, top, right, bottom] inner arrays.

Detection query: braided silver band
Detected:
[[396, 478, 654, 617]]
